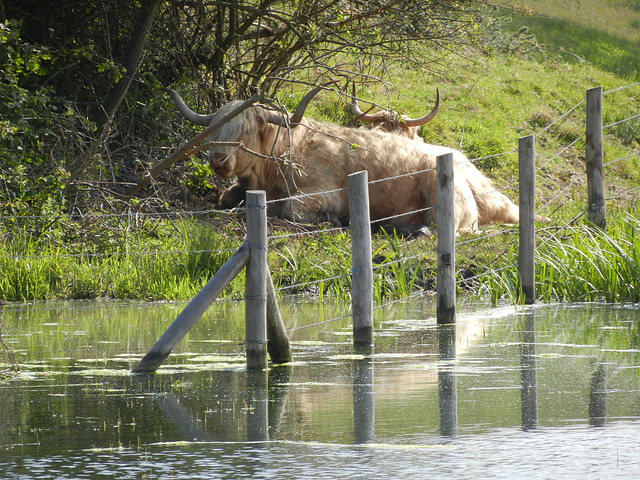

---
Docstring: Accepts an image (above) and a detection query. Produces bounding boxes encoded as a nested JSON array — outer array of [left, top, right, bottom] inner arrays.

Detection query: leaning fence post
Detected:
[[131, 242, 250, 373], [586, 86, 606, 230], [245, 190, 268, 369], [348, 171, 373, 347], [518, 135, 536, 305], [437, 153, 456, 325], [266, 268, 292, 364]]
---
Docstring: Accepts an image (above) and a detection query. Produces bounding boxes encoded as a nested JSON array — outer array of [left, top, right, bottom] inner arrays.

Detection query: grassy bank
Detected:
[[3, 205, 640, 304], [1, 0, 639, 304]]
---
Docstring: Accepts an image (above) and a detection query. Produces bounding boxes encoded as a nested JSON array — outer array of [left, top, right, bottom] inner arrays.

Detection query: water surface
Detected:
[[1, 298, 639, 478]]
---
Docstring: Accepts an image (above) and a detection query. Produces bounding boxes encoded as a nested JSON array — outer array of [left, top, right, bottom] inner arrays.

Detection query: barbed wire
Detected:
[[604, 82, 640, 94], [0, 247, 238, 262], [604, 151, 639, 168], [269, 224, 348, 240], [535, 136, 583, 173], [535, 99, 584, 139], [0, 208, 225, 223], [286, 311, 353, 332], [274, 272, 351, 293], [604, 113, 640, 130]]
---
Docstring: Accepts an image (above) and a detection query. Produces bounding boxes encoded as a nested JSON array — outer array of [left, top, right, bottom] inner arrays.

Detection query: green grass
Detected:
[[0, 218, 246, 301], [477, 207, 640, 304], [502, 0, 640, 81]]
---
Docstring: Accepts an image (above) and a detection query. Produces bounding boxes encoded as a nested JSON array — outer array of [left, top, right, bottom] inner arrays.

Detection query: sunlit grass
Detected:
[[503, 0, 640, 80], [481, 207, 640, 304], [0, 219, 245, 301]]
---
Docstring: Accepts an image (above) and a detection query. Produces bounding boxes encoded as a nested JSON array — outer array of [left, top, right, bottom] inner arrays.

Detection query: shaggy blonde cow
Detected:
[[352, 91, 542, 225], [165, 85, 478, 234]]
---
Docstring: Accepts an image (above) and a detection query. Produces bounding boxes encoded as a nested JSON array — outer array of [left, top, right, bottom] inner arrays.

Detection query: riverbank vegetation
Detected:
[[1, 1, 639, 304]]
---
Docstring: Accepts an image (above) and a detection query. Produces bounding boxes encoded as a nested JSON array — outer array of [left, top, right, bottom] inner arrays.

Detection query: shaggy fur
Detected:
[[198, 100, 479, 234], [362, 112, 530, 225]]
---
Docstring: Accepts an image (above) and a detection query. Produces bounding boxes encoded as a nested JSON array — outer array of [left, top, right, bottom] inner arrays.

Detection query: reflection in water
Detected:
[[353, 356, 375, 444], [155, 392, 214, 442], [150, 367, 288, 443], [589, 362, 607, 427], [520, 309, 537, 431], [268, 365, 292, 437], [438, 324, 457, 437], [246, 369, 269, 441]]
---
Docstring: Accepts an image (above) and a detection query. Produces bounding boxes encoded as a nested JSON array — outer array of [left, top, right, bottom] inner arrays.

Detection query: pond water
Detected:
[[1, 298, 640, 479]]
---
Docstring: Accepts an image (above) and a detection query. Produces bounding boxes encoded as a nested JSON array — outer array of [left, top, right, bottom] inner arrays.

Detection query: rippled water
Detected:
[[1, 299, 639, 478]]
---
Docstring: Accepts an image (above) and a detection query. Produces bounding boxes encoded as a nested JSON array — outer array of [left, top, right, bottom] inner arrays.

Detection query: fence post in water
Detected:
[[586, 86, 606, 230], [436, 153, 456, 325], [348, 170, 373, 348], [245, 190, 268, 369], [131, 242, 250, 373], [518, 135, 536, 305], [266, 268, 292, 364]]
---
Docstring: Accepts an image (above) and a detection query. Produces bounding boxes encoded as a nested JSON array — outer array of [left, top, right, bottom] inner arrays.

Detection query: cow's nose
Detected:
[[209, 154, 228, 170]]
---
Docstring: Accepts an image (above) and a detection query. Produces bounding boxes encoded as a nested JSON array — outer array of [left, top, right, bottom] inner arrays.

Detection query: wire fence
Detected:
[[1, 82, 639, 335]]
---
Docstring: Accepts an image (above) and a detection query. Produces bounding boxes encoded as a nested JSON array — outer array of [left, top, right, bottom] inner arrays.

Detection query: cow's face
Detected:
[[205, 102, 267, 178]]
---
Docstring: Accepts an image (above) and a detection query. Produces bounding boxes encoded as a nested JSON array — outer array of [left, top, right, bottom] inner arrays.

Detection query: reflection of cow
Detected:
[[352, 92, 547, 225], [165, 85, 478, 234]]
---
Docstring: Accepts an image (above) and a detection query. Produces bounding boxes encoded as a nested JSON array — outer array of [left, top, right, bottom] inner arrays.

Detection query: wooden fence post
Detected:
[[348, 171, 373, 348], [131, 242, 250, 373], [518, 135, 536, 305], [245, 191, 268, 369], [266, 268, 292, 363], [437, 153, 456, 325], [586, 86, 606, 230]]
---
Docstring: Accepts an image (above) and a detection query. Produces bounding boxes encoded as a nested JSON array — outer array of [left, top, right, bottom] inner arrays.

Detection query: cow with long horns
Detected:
[[352, 91, 543, 225], [165, 85, 479, 234]]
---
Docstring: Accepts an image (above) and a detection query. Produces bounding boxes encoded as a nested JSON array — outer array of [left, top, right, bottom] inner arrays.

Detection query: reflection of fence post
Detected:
[[586, 86, 606, 230], [438, 324, 457, 437], [518, 136, 535, 305], [437, 153, 455, 325], [246, 369, 269, 440], [589, 362, 607, 427], [521, 309, 537, 430], [348, 171, 373, 347], [353, 357, 375, 444], [245, 191, 268, 369]]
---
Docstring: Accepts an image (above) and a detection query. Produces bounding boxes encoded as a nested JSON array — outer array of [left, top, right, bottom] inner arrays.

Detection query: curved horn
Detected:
[[267, 80, 338, 127], [351, 84, 378, 123], [162, 88, 216, 126], [402, 88, 440, 127]]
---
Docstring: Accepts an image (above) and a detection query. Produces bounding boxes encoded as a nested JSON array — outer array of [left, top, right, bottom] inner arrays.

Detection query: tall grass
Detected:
[[482, 209, 640, 304], [0, 218, 244, 301]]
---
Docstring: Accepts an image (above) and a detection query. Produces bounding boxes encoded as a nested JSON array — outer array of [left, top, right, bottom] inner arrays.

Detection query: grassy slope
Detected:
[[270, 0, 640, 304], [302, 0, 640, 224]]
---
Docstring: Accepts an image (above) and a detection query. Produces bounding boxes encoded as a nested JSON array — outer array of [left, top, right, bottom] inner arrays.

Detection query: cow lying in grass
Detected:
[[165, 85, 479, 234], [352, 90, 540, 225]]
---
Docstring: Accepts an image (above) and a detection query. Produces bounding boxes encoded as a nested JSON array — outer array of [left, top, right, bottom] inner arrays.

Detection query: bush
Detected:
[[0, 21, 85, 221]]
